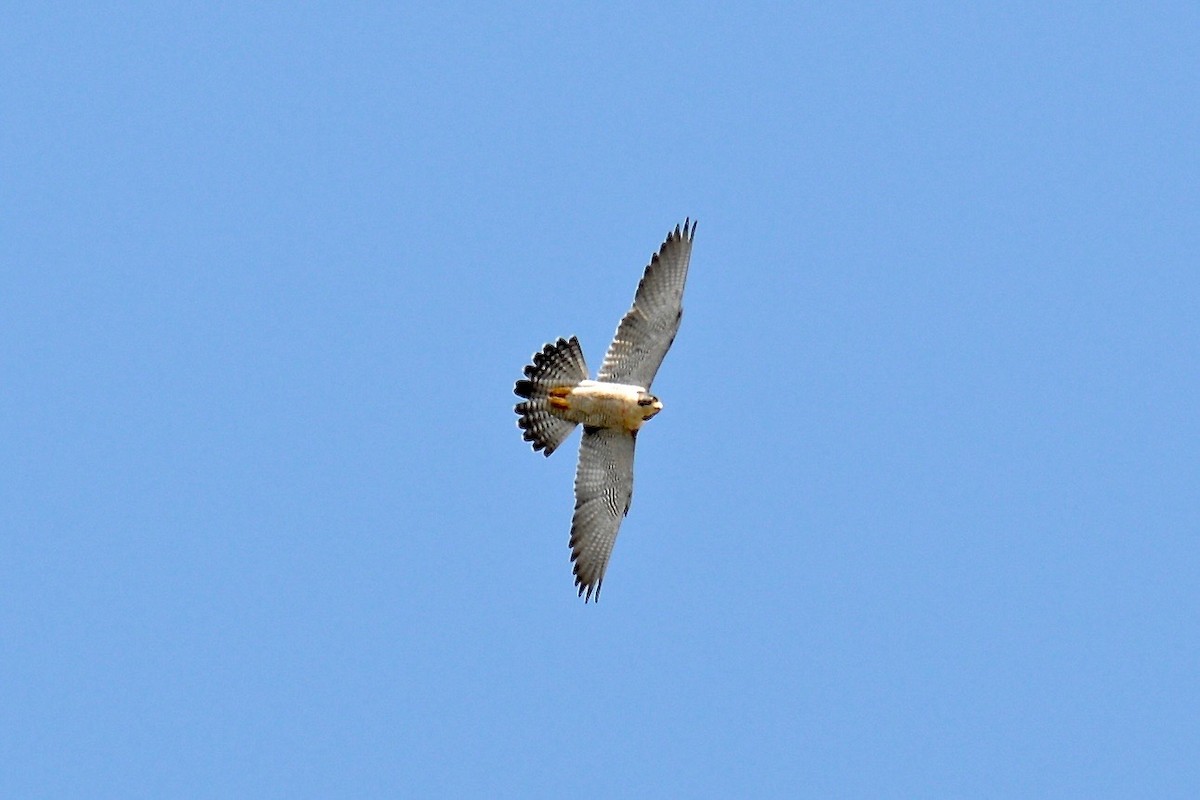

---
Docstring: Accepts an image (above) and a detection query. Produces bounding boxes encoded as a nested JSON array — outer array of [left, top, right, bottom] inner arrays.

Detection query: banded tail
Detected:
[[514, 336, 589, 456]]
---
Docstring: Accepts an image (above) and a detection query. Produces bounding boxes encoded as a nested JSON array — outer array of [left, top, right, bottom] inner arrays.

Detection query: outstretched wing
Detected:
[[569, 426, 636, 602], [598, 219, 696, 389]]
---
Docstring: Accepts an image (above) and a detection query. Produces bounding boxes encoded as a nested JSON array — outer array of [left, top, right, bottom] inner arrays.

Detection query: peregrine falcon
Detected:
[[514, 219, 696, 602]]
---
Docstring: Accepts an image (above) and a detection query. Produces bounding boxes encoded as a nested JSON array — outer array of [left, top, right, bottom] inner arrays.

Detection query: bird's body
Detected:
[[514, 219, 696, 602], [545, 380, 662, 432]]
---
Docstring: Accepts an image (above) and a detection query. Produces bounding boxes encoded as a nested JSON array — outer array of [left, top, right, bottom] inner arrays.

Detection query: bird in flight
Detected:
[[514, 219, 696, 602]]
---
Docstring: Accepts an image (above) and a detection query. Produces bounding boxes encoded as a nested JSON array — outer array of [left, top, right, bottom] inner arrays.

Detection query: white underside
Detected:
[[558, 380, 657, 431]]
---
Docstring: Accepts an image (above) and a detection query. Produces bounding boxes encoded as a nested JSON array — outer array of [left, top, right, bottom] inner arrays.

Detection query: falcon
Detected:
[[514, 219, 696, 602]]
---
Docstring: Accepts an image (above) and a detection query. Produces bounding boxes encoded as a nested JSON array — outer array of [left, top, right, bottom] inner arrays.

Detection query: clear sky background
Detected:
[[3, 4, 1197, 797]]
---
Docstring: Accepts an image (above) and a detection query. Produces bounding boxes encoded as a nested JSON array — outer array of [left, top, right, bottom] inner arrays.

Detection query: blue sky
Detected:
[[3, 3, 1198, 797]]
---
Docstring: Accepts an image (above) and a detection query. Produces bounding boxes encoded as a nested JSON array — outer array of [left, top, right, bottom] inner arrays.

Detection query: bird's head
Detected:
[[636, 392, 663, 421]]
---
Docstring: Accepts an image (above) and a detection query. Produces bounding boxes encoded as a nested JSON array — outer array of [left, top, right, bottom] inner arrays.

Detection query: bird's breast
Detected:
[[554, 380, 653, 431]]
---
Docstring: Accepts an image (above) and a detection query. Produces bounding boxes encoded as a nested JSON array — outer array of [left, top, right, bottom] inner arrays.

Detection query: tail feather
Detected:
[[514, 336, 588, 456]]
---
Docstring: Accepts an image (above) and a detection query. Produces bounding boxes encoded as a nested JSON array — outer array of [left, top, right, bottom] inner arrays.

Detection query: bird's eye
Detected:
[[637, 398, 652, 406]]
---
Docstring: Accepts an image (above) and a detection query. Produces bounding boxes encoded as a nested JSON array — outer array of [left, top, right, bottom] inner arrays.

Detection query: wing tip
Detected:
[[672, 217, 697, 242], [658, 217, 696, 258], [569, 531, 606, 604], [575, 574, 602, 603]]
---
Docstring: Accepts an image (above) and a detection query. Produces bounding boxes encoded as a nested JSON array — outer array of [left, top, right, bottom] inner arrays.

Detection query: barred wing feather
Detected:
[[569, 427, 636, 602], [597, 219, 695, 389]]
